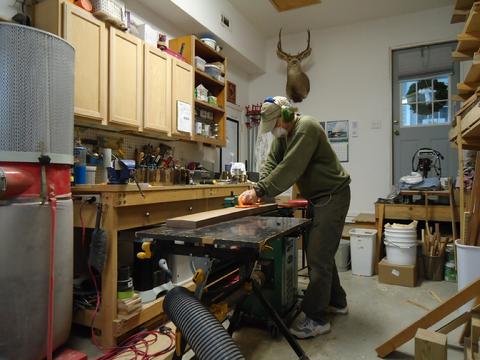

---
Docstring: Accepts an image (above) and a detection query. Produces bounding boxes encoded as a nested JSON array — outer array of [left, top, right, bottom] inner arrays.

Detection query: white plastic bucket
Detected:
[[335, 239, 350, 272], [456, 239, 480, 313], [384, 241, 417, 266], [384, 226, 417, 266], [349, 229, 377, 276]]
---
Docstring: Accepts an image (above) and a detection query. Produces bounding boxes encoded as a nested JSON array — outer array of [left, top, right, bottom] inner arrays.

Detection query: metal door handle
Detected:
[[394, 130, 400, 136]]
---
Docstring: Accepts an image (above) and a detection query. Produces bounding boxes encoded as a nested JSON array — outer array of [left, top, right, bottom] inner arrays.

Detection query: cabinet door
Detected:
[[144, 45, 171, 134], [63, 3, 107, 123], [109, 28, 143, 128], [171, 59, 194, 137]]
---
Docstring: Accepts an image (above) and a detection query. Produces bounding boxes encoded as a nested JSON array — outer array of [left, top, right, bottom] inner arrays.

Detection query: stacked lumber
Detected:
[[117, 294, 142, 316], [464, 156, 480, 246], [464, 311, 480, 359], [421, 224, 449, 257]]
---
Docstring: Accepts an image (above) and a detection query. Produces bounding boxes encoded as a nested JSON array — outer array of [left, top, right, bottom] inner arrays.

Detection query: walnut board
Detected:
[[165, 204, 277, 229]]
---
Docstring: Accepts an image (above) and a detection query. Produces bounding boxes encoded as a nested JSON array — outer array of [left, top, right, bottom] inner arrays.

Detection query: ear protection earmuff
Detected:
[[281, 105, 295, 123]]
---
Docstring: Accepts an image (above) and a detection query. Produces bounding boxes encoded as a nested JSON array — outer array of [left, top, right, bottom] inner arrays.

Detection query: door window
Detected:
[[400, 75, 450, 127]]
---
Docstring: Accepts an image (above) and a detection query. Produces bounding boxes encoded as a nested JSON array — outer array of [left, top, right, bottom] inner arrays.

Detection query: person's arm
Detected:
[[256, 130, 317, 197]]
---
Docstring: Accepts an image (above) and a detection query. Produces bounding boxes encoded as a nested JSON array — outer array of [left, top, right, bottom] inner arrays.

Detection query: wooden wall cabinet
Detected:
[[109, 28, 143, 129], [63, 3, 108, 123], [35, 0, 196, 141], [143, 45, 171, 135], [36, 1, 108, 124], [171, 58, 194, 139]]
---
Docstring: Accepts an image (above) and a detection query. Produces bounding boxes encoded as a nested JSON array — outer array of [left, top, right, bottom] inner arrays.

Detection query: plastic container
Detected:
[[444, 261, 457, 282], [205, 64, 221, 80], [350, 229, 377, 276], [335, 239, 351, 272], [446, 243, 455, 262], [456, 239, 480, 313], [384, 226, 417, 266], [86, 165, 96, 184], [200, 37, 216, 50], [195, 56, 206, 71]]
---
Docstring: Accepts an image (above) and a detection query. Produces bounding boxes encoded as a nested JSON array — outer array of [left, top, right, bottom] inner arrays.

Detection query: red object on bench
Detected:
[[279, 199, 309, 209]]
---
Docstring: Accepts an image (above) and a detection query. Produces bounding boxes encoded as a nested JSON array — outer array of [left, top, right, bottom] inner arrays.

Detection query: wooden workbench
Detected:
[[374, 190, 461, 273], [72, 183, 249, 346]]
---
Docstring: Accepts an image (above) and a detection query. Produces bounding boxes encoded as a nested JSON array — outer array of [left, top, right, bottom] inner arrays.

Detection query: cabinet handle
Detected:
[[188, 206, 193, 212], [145, 211, 150, 217]]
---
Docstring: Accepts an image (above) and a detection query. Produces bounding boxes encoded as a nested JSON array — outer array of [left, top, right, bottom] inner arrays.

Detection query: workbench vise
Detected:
[[107, 159, 136, 184]]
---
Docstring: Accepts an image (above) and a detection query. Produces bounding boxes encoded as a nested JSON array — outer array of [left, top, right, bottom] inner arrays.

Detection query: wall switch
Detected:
[[371, 120, 381, 129], [351, 121, 358, 137]]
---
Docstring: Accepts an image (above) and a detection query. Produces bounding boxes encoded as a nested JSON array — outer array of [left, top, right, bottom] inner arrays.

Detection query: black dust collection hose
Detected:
[[163, 286, 245, 360]]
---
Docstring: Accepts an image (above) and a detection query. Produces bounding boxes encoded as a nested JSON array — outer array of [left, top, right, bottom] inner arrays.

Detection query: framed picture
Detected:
[[227, 81, 237, 104]]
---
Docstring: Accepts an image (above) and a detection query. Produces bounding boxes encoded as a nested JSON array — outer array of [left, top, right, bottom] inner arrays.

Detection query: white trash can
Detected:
[[349, 228, 377, 276], [456, 239, 480, 313]]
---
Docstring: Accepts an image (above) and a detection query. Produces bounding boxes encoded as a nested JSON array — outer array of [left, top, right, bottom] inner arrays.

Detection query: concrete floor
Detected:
[[67, 271, 465, 359]]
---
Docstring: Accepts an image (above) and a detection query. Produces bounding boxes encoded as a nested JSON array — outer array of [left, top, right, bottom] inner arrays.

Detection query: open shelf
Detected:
[[452, 0, 475, 23], [453, 2, 480, 60], [449, 95, 480, 150], [73, 282, 196, 336], [195, 68, 225, 87], [192, 134, 225, 146], [195, 99, 225, 114], [194, 37, 225, 62], [457, 52, 480, 100]]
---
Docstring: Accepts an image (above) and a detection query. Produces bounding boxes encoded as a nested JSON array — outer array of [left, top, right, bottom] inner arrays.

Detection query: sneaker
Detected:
[[328, 305, 348, 315], [289, 315, 331, 339]]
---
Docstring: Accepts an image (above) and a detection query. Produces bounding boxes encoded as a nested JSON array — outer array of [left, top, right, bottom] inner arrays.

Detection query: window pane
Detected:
[[434, 101, 449, 124], [401, 104, 417, 126], [417, 79, 433, 103], [401, 81, 416, 105], [433, 77, 448, 101], [417, 103, 433, 125]]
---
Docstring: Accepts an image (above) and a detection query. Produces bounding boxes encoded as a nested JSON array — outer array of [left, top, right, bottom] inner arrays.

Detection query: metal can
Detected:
[[444, 261, 457, 282]]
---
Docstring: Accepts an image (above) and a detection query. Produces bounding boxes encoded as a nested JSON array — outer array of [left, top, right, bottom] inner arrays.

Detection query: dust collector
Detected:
[[0, 23, 74, 359]]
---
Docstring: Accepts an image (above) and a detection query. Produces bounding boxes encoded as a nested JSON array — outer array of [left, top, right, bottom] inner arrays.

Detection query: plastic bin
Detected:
[[350, 229, 377, 276], [195, 56, 206, 72], [205, 64, 221, 80]]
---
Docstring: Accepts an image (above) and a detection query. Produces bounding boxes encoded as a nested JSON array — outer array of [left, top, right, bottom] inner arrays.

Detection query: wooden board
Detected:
[[415, 328, 447, 360], [269, 0, 320, 12], [165, 204, 277, 228], [376, 278, 480, 358]]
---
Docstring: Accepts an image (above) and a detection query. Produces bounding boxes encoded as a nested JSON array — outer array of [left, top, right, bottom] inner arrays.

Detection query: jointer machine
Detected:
[[135, 204, 311, 360]]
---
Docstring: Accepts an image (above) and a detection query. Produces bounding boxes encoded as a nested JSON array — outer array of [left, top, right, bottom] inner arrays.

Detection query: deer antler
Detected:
[[277, 28, 290, 61], [297, 29, 311, 61]]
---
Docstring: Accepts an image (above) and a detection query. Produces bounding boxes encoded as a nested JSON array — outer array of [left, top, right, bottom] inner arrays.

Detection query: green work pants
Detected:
[[302, 185, 350, 325]]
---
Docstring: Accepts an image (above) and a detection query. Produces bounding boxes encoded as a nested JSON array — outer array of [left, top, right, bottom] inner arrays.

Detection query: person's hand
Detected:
[[239, 189, 258, 205]]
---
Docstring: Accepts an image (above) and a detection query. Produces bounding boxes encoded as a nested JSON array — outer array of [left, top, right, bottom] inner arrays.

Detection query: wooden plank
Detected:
[[269, 0, 320, 12], [415, 328, 447, 360], [353, 213, 376, 223], [375, 278, 480, 358], [165, 203, 278, 228], [468, 155, 480, 245], [436, 312, 472, 334], [472, 313, 480, 352]]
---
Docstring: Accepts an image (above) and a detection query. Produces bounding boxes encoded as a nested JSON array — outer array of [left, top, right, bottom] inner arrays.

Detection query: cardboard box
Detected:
[[378, 258, 417, 287]]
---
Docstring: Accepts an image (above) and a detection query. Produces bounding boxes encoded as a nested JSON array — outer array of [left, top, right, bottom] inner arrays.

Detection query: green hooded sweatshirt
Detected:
[[257, 115, 350, 200]]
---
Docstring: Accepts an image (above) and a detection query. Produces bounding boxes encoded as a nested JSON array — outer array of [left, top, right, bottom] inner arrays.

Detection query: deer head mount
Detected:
[[277, 29, 311, 103]]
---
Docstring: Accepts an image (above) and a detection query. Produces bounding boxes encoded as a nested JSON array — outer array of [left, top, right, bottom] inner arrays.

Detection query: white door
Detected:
[[392, 42, 459, 183]]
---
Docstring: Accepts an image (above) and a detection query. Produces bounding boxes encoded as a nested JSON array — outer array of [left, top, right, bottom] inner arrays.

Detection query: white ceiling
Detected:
[[228, 0, 455, 37]]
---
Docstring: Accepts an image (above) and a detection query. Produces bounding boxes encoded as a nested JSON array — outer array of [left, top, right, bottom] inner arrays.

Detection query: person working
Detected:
[[239, 96, 351, 339]]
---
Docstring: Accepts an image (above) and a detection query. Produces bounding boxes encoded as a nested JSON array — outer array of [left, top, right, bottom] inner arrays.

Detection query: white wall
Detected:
[[0, 0, 21, 20], [248, 6, 463, 214]]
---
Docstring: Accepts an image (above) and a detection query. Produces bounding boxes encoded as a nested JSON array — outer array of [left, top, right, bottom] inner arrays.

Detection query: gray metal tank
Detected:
[[0, 23, 74, 359]]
